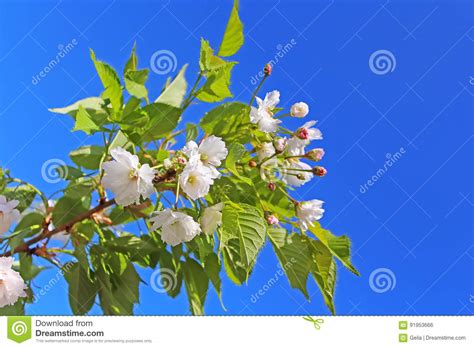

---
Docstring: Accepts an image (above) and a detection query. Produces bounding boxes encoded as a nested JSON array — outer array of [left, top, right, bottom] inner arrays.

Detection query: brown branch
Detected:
[[1, 199, 115, 257], [1, 170, 178, 258]]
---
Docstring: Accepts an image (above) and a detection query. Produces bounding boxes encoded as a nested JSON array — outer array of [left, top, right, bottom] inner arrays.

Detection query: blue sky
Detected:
[[0, 0, 472, 315]]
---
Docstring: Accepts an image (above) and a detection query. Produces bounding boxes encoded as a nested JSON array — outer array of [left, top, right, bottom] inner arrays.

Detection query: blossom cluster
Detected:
[[98, 90, 326, 248]]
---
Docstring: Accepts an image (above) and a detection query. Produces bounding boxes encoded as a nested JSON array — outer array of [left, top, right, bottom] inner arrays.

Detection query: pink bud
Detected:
[[268, 182, 276, 191], [313, 166, 327, 177], [266, 215, 279, 225], [306, 148, 325, 161], [297, 127, 309, 140], [264, 63, 272, 76]]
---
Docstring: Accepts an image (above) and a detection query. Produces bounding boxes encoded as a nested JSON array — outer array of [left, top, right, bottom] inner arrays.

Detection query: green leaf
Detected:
[[72, 106, 101, 134], [200, 102, 251, 143], [55, 165, 84, 180], [203, 253, 225, 308], [3, 186, 36, 212], [124, 69, 149, 100], [124, 42, 138, 73], [52, 195, 91, 227], [91, 248, 140, 315], [0, 301, 25, 315], [155, 65, 188, 107], [183, 258, 209, 315], [218, 0, 244, 57], [49, 97, 105, 116], [63, 262, 97, 315], [225, 143, 252, 185], [19, 253, 46, 281], [185, 123, 198, 142], [267, 227, 311, 298], [199, 39, 213, 72], [308, 222, 359, 276], [195, 61, 236, 102], [69, 145, 104, 170], [90, 49, 123, 114], [109, 130, 133, 151], [104, 234, 159, 255], [309, 240, 337, 315], [159, 250, 183, 298], [221, 203, 266, 284], [139, 103, 181, 141]]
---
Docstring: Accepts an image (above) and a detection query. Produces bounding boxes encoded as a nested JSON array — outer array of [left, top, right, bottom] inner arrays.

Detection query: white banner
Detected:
[[0, 316, 472, 347]]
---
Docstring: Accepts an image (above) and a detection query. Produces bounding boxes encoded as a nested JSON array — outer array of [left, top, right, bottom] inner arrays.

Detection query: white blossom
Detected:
[[0, 257, 27, 308], [183, 137, 228, 179], [250, 90, 282, 133], [150, 209, 201, 246], [200, 203, 224, 235], [179, 162, 215, 200], [183, 136, 228, 167], [296, 199, 325, 231], [290, 102, 309, 118], [286, 137, 307, 156], [0, 196, 21, 235], [281, 160, 313, 187], [101, 147, 156, 206]]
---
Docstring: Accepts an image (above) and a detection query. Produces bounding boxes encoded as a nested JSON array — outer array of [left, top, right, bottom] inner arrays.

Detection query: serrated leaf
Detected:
[[309, 240, 337, 315], [72, 106, 101, 134], [183, 258, 209, 315], [221, 203, 266, 283], [200, 102, 251, 143], [63, 262, 97, 315], [155, 64, 188, 107], [90, 49, 123, 114], [124, 69, 149, 100], [139, 103, 181, 141], [267, 227, 311, 298], [49, 97, 105, 116], [218, 0, 244, 57], [69, 145, 104, 170], [196, 61, 236, 102], [3, 186, 36, 212], [308, 222, 359, 276]]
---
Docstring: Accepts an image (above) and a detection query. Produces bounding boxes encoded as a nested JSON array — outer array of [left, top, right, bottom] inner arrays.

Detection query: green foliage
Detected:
[[64, 262, 97, 315], [0, 1, 358, 317], [218, 0, 244, 57], [200, 102, 251, 143], [221, 203, 266, 284]]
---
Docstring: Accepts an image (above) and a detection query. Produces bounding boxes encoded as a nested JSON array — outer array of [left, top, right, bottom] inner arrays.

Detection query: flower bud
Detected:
[[266, 215, 279, 225], [268, 182, 276, 191], [290, 102, 309, 118], [273, 137, 288, 153], [177, 156, 187, 165], [296, 127, 310, 140], [305, 148, 325, 162], [312, 166, 327, 177], [248, 160, 257, 168], [264, 63, 272, 76]]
